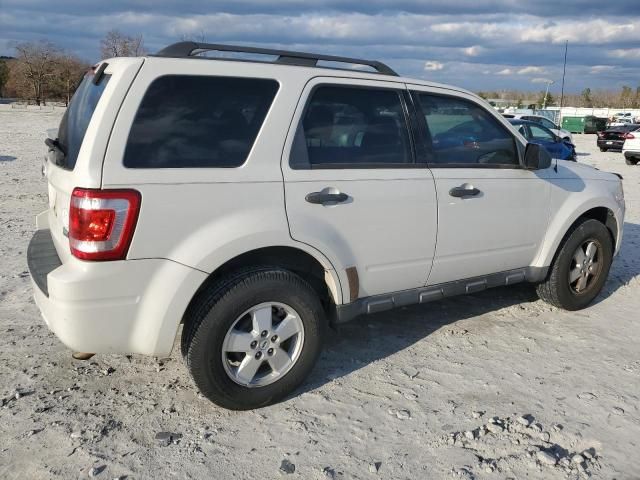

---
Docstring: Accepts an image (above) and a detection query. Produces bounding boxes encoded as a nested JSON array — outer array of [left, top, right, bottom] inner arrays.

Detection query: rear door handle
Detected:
[[305, 191, 349, 205], [449, 184, 481, 198]]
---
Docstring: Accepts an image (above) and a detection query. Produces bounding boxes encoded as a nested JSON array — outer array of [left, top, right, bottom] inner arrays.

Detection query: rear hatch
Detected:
[[44, 58, 144, 262], [600, 129, 626, 141]]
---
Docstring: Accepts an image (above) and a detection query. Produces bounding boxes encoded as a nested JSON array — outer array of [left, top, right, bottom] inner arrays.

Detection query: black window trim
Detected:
[[409, 90, 526, 170], [290, 82, 420, 170]]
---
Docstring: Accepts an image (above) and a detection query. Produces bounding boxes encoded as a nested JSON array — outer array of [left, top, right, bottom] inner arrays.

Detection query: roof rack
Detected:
[[154, 41, 398, 76]]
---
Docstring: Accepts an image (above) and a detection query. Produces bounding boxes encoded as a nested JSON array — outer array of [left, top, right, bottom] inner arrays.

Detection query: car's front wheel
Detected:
[[182, 267, 325, 410], [536, 219, 613, 310]]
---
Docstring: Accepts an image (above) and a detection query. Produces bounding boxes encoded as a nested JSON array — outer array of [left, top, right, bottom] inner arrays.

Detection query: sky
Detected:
[[1, 0, 639, 93]]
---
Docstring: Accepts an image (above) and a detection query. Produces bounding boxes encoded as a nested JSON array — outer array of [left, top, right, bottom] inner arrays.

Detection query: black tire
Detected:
[[599, 147, 607, 152], [625, 157, 638, 165], [536, 219, 613, 310], [182, 267, 325, 410]]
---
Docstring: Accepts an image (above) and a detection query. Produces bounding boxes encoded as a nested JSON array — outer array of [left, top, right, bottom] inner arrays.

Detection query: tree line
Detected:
[[0, 30, 146, 105], [477, 86, 640, 110]]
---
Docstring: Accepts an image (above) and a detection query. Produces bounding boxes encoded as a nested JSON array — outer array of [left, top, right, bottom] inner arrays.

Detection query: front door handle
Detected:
[[305, 191, 349, 205], [449, 184, 481, 198]]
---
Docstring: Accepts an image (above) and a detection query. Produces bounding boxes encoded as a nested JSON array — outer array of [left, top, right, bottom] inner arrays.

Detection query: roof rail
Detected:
[[154, 41, 398, 76]]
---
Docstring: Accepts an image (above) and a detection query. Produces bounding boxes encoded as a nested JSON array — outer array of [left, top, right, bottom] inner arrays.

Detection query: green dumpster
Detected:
[[562, 115, 607, 134], [562, 116, 585, 133]]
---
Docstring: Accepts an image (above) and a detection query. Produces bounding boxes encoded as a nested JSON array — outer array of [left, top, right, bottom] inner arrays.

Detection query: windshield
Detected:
[[56, 72, 110, 170]]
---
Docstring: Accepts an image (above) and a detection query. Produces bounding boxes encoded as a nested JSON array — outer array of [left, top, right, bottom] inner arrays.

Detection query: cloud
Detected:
[[462, 45, 483, 56], [590, 65, 616, 74], [610, 48, 640, 59], [424, 60, 444, 71], [531, 77, 554, 84], [517, 66, 545, 75], [0, 1, 638, 92]]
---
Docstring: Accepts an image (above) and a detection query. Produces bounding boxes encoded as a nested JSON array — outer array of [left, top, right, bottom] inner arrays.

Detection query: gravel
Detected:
[[1, 108, 639, 478]]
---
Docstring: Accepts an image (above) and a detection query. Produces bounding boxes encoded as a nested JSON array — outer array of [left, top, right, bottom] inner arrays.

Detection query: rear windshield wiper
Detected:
[[45, 138, 66, 165]]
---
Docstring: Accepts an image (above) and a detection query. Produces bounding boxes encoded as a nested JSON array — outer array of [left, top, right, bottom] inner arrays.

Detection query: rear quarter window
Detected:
[[123, 75, 279, 168]]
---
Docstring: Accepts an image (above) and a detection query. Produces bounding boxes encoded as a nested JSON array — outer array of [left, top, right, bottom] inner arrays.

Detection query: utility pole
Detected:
[[559, 40, 568, 111]]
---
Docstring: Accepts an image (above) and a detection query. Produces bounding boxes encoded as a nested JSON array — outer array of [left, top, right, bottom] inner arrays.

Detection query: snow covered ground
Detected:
[[1, 108, 639, 479]]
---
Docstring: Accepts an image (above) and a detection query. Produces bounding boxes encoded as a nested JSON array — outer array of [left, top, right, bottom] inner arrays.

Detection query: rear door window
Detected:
[[57, 73, 110, 170], [290, 85, 413, 169], [124, 75, 279, 168]]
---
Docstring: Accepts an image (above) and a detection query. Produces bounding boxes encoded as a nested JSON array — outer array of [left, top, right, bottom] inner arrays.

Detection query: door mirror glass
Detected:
[[524, 143, 552, 170]]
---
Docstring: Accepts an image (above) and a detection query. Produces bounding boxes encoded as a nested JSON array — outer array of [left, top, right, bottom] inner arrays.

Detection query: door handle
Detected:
[[449, 184, 481, 198], [305, 191, 349, 205]]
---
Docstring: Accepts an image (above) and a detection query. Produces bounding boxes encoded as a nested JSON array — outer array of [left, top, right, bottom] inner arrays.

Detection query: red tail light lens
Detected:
[[596, 131, 604, 138], [624, 132, 635, 139], [69, 188, 141, 261]]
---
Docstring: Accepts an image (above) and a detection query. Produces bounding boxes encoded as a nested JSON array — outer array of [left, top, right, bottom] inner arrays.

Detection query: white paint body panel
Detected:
[[281, 77, 438, 297], [31, 55, 625, 356]]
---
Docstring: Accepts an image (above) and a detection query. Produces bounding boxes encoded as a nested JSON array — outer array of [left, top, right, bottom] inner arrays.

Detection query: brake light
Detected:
[[596, 131, 604, 138], [624, 132, 635, 139], [69, 188, 141, 261]]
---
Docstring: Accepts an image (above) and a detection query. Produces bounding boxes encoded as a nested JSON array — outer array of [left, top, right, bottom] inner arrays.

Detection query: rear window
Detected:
[[123, 75, 279, 168], [57, 73, 110, 170]]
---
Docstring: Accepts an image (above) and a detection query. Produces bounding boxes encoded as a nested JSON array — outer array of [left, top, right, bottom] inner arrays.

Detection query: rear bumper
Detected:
[[28, 229, 207, 356], [597, 139, 624, 149]]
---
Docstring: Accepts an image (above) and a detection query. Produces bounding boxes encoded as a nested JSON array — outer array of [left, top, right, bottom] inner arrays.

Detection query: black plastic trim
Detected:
[[334, 266, 548, 324], [154, 42, 398, 76], [27, 229, 62, 298], [92, 62, 108, 85]]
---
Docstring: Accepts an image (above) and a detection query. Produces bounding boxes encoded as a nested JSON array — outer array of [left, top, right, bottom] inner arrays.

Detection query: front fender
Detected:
[[532, 188, 622, 269]]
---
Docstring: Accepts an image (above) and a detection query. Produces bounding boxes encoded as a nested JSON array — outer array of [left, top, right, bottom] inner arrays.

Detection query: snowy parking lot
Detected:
[[1, 107, 639, 479]]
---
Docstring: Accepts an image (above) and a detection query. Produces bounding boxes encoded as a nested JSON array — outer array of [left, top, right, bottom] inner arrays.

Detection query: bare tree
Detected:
[[100, 30, 146, 59], [0, 59, 9, 97], [51, 53, 89, 105], [13, 41, 58, 105]]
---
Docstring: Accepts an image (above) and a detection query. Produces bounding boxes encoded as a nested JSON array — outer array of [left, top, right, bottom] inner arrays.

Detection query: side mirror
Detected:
[[524, 143, 552, 170]]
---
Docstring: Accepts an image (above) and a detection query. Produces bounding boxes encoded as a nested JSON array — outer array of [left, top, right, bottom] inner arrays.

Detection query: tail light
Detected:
[[596, 131, 604, 138], [69, 188, 141, 261], [624, 132, 635, 139]]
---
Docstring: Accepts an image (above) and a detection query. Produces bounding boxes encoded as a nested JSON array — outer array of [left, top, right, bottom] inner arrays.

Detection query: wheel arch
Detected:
[[535, 203, 618, 271], [181, 245, 342, 335]]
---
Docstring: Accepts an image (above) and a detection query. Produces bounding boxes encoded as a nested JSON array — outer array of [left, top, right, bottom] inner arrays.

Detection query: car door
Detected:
[[282, 78, 438, 300], [408, 87, 551, 285]]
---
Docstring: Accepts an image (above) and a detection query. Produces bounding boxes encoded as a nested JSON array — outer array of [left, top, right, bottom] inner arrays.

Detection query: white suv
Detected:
[[29, 42, 625, 410]]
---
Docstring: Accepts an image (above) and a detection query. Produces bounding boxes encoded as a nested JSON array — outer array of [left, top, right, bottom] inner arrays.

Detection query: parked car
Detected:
[[508, 119, 576, 161], [608, 117, 634, 127], [29, 42, 625, 410], [596, 124, 640, 151], [503, 113, 572, 142], [622, 129, 640, 165]]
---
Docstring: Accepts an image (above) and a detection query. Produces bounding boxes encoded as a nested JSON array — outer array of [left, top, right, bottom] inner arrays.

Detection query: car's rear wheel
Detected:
[[599, 147, 607, 152], [536, 219, 613, 310], [625, 157, 638, 165], [182, 267, 325, 410]]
